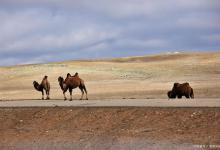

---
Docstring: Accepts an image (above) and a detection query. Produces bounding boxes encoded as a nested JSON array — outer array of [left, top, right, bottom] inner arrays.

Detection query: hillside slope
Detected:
[[0, 52, 220, 100]]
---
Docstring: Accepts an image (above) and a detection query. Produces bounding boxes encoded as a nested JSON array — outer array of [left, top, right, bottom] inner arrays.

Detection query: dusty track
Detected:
[[0, 99, 220, 107]]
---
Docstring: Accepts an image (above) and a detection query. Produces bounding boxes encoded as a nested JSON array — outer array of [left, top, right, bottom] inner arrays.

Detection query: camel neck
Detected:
[[59, 82, 65, 91], [34, 84, 41, 91]]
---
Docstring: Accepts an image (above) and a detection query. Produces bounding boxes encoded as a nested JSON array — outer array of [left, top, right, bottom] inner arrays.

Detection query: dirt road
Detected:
[[0, 99, 220, 107]]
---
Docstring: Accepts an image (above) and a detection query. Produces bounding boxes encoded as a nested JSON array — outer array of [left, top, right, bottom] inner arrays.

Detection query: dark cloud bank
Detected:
[[0, 0, 220, 66]]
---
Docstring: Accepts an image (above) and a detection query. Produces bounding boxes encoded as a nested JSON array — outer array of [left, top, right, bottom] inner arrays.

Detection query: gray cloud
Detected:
[[0, 0, 220, 66]]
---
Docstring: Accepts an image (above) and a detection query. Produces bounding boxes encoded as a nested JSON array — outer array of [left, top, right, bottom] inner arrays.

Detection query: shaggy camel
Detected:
[[58, 73, 88, 100], [33, 76, 50, 100], [167, 82, 194, 99]]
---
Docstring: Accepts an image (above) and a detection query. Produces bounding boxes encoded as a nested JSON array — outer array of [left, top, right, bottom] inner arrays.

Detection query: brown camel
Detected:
[[58, 73, 88, 100], [33, 75, 50, 100], [167, 82, 194, 99]]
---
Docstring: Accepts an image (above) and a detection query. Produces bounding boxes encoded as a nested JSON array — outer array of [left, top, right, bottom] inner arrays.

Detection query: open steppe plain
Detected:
[[0, 52, 220, 149], [1, 52, 220, 100]]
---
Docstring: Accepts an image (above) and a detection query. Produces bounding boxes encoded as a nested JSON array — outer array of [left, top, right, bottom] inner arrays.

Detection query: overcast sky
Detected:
[[0, 0, 220, 66]]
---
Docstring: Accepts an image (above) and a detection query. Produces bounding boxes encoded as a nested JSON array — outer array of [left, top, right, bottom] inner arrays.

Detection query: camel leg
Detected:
[[79, 86, 84, 100], [69, 88, 73, 101], [178, 95, 182, 99], [46, 90, 50, 100], [85, 92, 88, 100], [41, 90, 44, 100], [62, 87, 68, 100], [83, 85, 88, 100], [190, 89, 194, 99], [63, 91, 67, 100], [48, 90, 50, 99], [185, 94, 190, 99], [85, 93, 88, 100]]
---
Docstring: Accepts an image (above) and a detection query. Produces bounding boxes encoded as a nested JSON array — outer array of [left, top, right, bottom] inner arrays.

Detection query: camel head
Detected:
[[43, 75, 48, 80], [167, 90, 176, 99]]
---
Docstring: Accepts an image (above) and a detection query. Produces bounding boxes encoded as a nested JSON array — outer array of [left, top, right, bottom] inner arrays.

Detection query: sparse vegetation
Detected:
[[0, 52, 220, 100]]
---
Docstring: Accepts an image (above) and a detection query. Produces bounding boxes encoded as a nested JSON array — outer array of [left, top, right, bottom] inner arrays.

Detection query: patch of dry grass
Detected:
[[0, 52, 220, 100]]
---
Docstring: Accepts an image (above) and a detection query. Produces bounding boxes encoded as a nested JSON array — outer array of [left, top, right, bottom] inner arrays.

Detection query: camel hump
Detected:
[[67, 73, 71, 78], [184, 82, 190, 86], [74, 72, 79, 77], [66, 72, 79, 78], [173, 82, 180, 87]]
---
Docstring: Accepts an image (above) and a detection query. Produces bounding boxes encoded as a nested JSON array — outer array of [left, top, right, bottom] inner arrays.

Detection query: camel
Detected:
[[58, 73, 88, 100], [33, 75, 50, 100], [168, 82, 194, 99]]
